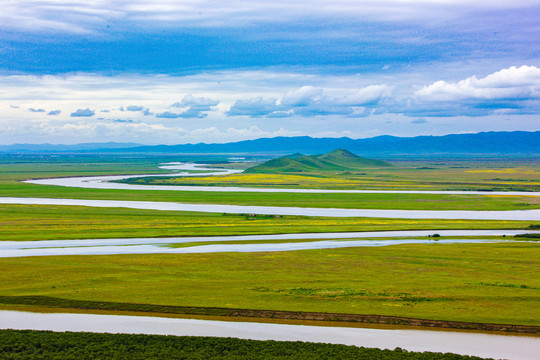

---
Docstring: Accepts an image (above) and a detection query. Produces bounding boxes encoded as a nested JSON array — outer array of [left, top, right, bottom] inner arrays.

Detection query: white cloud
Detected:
[[173, 94, 219, 108], [229, 84, 392, 117], [0, 67, 539, 144], [70, 108, 95, 117], [227, 97, 280, 116], [281, 86, 323, 106], [337, 85, 393, 106], [415, 65, 540, 101], [126, 105, 144, 111]]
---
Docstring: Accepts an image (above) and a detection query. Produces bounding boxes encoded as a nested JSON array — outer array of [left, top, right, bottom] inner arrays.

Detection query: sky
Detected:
[[1, 1, 539, 145]]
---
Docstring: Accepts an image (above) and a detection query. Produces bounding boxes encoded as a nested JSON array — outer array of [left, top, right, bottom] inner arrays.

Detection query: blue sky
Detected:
[[1, 1, 539, 144]]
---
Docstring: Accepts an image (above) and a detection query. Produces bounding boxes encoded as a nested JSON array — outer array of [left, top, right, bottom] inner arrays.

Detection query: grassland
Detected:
[[3, 183, 540, 211], [1, 156, 539, 211], [0, 330, 488, 359], [1, 154, 539, 334], [0, 242, 538, 326], [0, 204, 537, 241], [124, 159, 540, 192]]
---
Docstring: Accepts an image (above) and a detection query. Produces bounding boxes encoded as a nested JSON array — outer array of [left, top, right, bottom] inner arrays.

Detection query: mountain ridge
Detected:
[[1, 131, 538, 155]]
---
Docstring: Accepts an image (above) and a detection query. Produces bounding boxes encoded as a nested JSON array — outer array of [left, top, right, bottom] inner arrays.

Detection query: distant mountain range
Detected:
[[1, 131, 539, 156], [245, 149, 392, 173], [0, 142, 141, 153]]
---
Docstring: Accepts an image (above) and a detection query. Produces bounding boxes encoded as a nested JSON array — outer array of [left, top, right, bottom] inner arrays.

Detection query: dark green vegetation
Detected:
[[515, 233, 540, 238], [1, 243, 538, 326], [0, 204, 537, 241], [244, 149, 392, 173], [0, 330, 488, 360]]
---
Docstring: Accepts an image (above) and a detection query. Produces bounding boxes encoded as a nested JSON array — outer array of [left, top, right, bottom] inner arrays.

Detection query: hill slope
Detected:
[[245, 149, 392, 173]]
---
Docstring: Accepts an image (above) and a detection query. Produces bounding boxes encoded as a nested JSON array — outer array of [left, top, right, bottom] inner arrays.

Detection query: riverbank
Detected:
[[1, 296, 539, 335]]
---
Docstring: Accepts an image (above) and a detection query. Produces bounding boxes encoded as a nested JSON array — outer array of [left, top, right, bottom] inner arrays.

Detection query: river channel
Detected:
[[2, 162, 539, 358], [1, 310, 538, 360], [24, 162, 540, 196], [1, 230, 537, 258]]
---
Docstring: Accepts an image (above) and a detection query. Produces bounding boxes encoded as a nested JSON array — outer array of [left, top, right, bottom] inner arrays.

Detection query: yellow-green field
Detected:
[[1, 242, 538, 326], [1, 155, 539, 331], [125, 162, 540, 191], [0, 204, 537, 241]]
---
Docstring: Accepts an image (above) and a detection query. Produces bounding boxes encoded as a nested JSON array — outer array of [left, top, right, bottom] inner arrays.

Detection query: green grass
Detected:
[[244, 149, 393, 173], [0, 204, 536, 240], [1, 242, 538, 326], [1, 156, 539, 211], [3, 182, 540, 210], [0, 330, 488, 360], [126, 159, 540, 192]]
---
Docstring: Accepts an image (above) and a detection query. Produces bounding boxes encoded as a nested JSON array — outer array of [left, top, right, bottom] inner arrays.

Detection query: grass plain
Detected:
[[0, 204, 537, 241], [0, 154, 539, 336], [1, 156, 539, 212], [0, 242, 538, 326], [124, 159, 540, 192]]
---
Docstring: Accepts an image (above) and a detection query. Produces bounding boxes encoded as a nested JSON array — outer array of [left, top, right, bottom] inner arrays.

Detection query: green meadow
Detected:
[[0, 204, 537, 241], [0, 242, 538, 326], [0, 154, 539, 333], [125, 159, 540, 192], [1, 156, 538, 212]]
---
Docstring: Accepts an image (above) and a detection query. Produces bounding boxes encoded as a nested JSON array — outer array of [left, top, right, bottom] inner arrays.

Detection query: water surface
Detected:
[[2, 197, 539, 220], [1, 229, 537, 257], [1, 310, 538, 360]]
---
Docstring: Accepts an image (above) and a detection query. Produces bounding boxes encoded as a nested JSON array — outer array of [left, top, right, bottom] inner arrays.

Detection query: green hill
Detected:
[[245, 149, 392, 173]]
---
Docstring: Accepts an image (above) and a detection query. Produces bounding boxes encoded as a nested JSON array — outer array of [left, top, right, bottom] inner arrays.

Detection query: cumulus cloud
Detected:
[[415, 65, 540, 101], [337, 85, 394, 106], [281, 86, 323, 107], [155, 111, 184, 119], [70, 108, 95, 117], [227, 97, 280, 116], [228, 85, 392, 118], [410, 65, 540, 116], [126, 105, 144, 111], [166, 94, 219, 118], [28, 108, 45, 112], [123, 105, 152, 115], [47, 110, 61, 115], [172, 94, 219, 109]]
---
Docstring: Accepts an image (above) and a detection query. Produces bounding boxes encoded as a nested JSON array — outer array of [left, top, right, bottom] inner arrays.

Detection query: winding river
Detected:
[[2, 162, 539, 359], [4, 162, 535, 220], [2, 196, 539, 220], [1, 230, 537, 258], [24, 162, 540, 196]]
